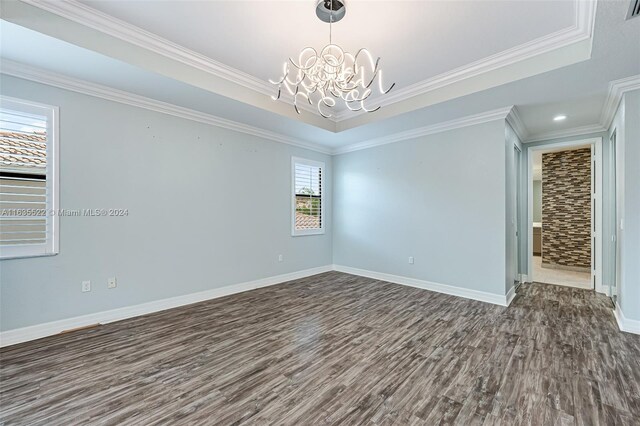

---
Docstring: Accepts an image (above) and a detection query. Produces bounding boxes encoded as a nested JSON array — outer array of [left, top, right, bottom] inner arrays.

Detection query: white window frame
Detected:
[[291, 157, 325, 236], [0, 96, 59, 259]]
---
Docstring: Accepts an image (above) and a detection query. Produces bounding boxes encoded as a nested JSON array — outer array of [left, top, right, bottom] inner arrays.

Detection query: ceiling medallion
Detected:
[[269, 0, 395, 119]]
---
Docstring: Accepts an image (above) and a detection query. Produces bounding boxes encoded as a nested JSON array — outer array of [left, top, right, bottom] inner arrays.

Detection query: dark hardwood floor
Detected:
[[1, 272, 639, 425]]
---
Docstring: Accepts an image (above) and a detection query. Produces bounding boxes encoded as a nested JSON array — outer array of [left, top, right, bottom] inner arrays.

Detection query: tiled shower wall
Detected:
[[542, 148, 591, 270]]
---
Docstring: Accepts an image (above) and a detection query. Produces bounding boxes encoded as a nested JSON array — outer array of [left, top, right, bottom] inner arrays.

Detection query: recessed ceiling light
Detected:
[[553, 115, 567, 121]]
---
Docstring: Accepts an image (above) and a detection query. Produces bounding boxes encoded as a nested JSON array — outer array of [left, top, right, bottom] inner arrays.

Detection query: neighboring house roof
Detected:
[[296, 211, 321, 229], [0, 131, 47, 171]]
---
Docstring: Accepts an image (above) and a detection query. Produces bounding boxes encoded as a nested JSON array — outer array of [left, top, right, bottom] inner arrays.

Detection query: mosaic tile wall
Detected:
[[542, 148, 591, 270]]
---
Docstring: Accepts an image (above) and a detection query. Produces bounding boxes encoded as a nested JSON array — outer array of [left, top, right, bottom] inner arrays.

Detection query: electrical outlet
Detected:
[[408, 256, 414, 264], [81, 280, 91, 292], [107, 277, 117, 289], [278, 254, 283, 262]]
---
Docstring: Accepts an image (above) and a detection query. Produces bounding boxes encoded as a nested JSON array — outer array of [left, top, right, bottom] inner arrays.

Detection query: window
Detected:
[[292, 157, 324, 236], [0, 97, 59, 259]]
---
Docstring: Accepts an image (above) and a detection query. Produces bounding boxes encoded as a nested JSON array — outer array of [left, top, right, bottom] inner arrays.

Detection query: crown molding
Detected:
[[333, 106, 514, 155], [19, 0, 595, 127], [0, 60, 332, 155], [1, 61, 514, 156], [6, 60, 632, 157], [523, 73, 640, 143], [1, 60, 516, 156], [20, 0, 269, 94], [19, 0, 324, 120], [335, 0, 597, 122], [600, 74, 640, 129], [506, 106, 529, 142], [524, 124, 606, 143]]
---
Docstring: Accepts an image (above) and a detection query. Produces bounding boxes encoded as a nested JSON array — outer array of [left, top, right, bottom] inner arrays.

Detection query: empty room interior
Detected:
[[1, 0, 639, 424]]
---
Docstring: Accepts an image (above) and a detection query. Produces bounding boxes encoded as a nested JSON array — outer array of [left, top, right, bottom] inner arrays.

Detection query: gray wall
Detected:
[[333, 120, 507, 297], [613, 90, 640, 321], [533, 181, 542, 222], [0, 75, 333, 331]]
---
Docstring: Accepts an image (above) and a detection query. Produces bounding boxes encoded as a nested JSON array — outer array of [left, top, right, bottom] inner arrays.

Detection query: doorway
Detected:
[[527, 138, 603, 292]]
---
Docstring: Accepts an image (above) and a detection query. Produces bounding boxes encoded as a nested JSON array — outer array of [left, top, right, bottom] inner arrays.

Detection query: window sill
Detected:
[[292, 229, 325, 237], [1, 251, 59, 261]]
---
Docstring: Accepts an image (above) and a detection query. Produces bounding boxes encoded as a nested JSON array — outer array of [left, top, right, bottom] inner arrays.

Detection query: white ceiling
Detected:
[[77, 0, 576, 89], [1, 0, 639, 152]]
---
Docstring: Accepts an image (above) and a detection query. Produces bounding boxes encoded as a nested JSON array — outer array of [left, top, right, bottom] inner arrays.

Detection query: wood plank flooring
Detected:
[[1, 272, 639, 425]]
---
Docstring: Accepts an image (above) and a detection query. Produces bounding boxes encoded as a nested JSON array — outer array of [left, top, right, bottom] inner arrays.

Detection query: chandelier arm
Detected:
[[288, 47, 319, 71], [285, 72, 305, 87], [381, 78, 396, 94], [353, 48, 376, 73], [293, 86, 303, 115], [269, 2, 393, 118], [345, 100, 363, 111], [281, 80, 297, 96], [329, 88, 341, 98], [361, 98, 381, 113], [364, 70, 379, 90], [317, 100, 332, 118]]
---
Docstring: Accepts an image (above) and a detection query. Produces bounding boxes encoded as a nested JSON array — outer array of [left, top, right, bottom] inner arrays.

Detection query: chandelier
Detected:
[[269, 0, 395, 118]]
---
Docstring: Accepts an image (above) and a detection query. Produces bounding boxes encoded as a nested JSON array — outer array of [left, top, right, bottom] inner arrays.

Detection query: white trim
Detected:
[[613, 303, 640, 335], [333, 265, 510, 306], [0, 96, 59, 259], [334, 0, 596, 122], [524, 124, 607, 143], [526, 138, 604, 293], [20, 0, 271, 97], [0, 60, 332, 155], [333, 106, 513, 155], [291, 157, 325, 236], [1, 61, 511, 156], [5, 60, 634, 157], [20, 0, 596, 125], [506, 285, 517, 307], [506, 106, 529, 142], [600, 75, 640, 129], [18, 0, 320, 119], [523, 75, 640, 143], [0, 265, 333, 348]]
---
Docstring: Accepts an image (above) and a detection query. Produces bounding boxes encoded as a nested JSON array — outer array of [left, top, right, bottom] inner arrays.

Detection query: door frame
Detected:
[[609, 129, 619, 303], [513, 144, 522, 283], [526, 137, 604, 293]]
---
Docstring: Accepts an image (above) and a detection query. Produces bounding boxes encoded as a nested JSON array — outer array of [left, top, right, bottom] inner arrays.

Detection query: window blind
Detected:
[[292, 158, 324, 235], [0, 98, 57, 258]]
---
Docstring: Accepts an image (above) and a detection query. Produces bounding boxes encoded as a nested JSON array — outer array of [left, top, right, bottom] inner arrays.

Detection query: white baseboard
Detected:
[[506, 285, 517, 306], [332, 264, 509, 306], [613, 303, 640, 335], [0, 265, 333, 348]]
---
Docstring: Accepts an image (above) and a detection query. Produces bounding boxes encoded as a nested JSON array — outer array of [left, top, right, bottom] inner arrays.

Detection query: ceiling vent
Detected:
[[628, 0, 640, 20]]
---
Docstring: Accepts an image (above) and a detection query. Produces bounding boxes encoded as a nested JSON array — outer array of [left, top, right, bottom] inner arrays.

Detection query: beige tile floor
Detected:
[[532, 255, 592, 289]]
